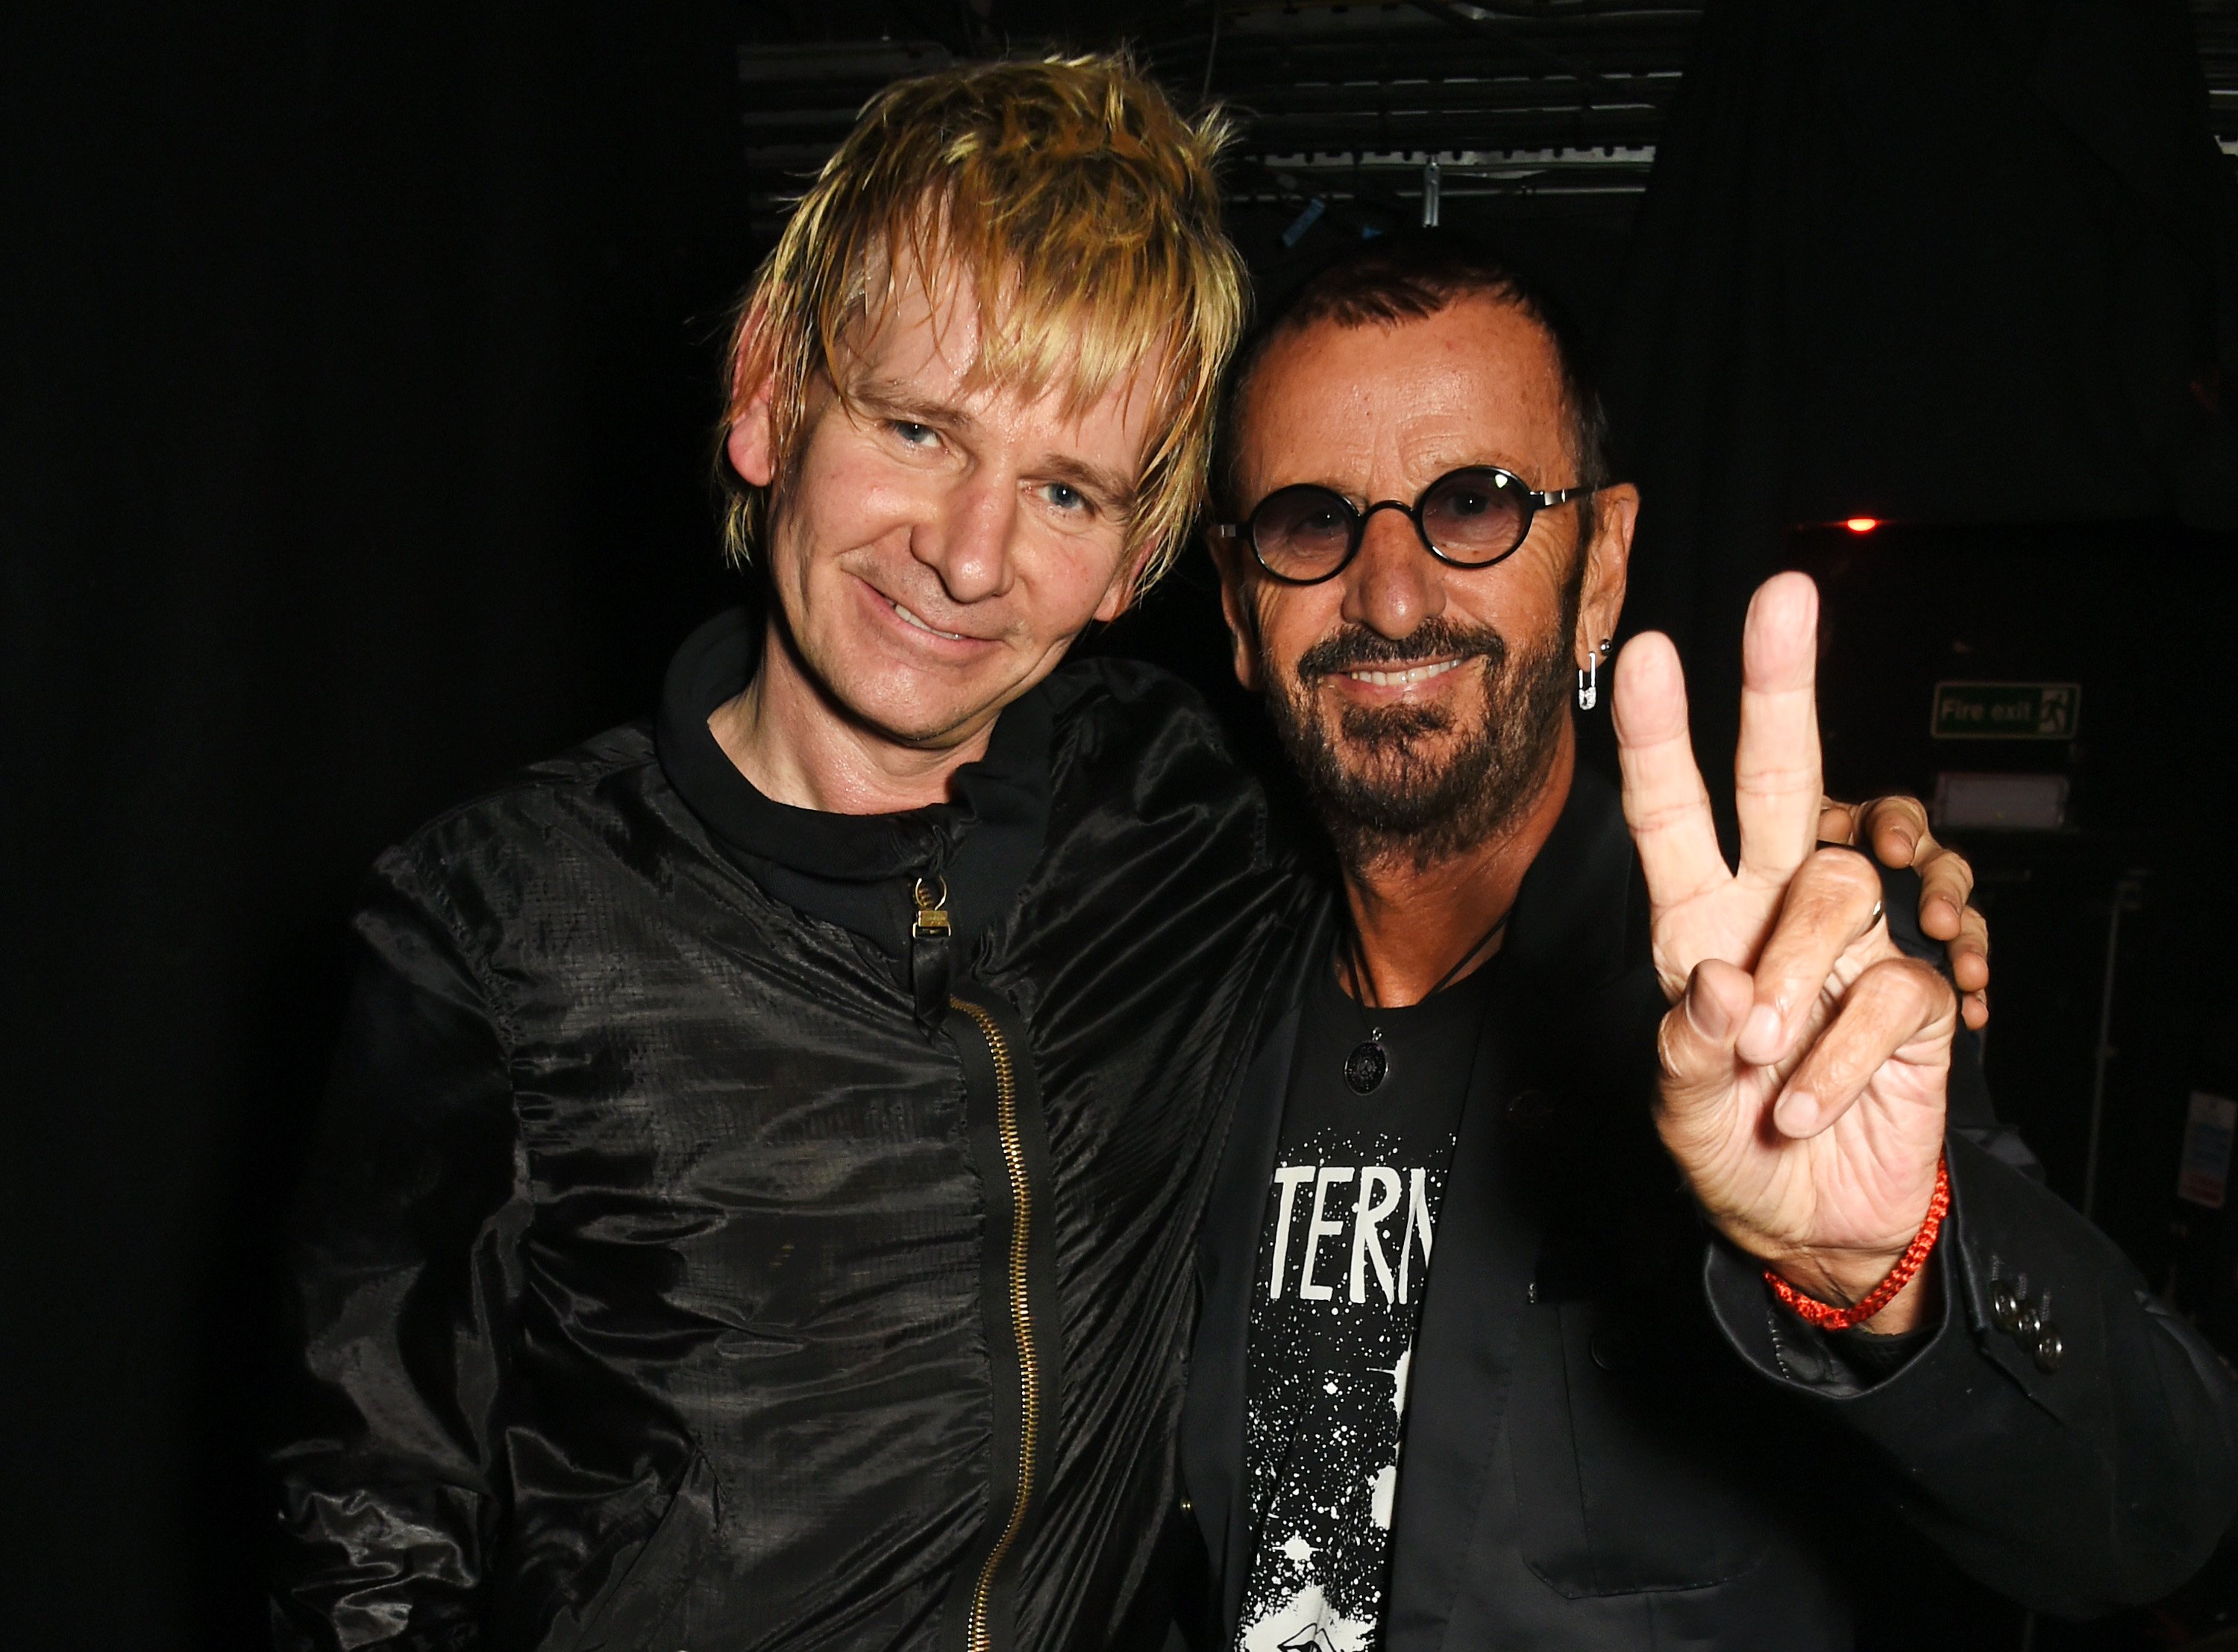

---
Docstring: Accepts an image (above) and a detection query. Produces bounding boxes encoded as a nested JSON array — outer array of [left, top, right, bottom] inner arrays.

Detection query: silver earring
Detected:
[[1576, 638, 1612, 712]]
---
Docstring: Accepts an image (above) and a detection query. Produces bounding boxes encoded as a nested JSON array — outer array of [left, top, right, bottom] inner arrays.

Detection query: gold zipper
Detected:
[[913, 876, 952, 939], [950, 996, 1038, 1652]]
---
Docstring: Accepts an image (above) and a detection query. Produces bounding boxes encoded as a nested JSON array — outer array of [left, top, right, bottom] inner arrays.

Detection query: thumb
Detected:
[[1658, 958, 1752, 1114]]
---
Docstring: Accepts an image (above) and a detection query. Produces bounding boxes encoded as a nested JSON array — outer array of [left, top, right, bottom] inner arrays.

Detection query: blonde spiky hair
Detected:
[[716, 52, 1245, 600]]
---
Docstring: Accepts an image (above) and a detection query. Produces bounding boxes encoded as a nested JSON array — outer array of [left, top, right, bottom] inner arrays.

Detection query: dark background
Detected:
[[8, 1, 2238, 1646]]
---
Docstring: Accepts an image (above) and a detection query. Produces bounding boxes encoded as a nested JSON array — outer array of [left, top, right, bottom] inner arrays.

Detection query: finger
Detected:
[[1817, 797, 1858, 845], [1854, 795, 1928, 867], [1914, 856, 1972, 944], [1773, 957, 1957, 1139], [1851, 795, 1969, 944], [1963, 988, 1988, 1032], [1734, 574, 1823, 888], [1613, 632, 1728, 910], [1657, 957, 1755, 1121], [1876, 805, 1976, 943], [1737, 847, 1885, 1067], [1950, 904, 1990, 995]]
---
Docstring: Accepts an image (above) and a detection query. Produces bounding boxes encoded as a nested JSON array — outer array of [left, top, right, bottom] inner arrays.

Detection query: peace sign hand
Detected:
[[1611, 574, 1957, 1334]]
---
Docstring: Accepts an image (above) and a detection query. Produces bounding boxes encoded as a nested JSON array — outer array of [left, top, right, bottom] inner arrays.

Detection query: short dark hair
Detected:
[[1215, 230, 1614, 545]]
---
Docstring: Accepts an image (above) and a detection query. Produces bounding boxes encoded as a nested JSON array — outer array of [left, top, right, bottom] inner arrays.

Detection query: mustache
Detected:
[[1294, 618, 1511, 682]]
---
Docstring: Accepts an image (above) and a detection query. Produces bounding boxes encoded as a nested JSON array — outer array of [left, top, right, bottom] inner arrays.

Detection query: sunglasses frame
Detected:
[[1209, 465, 1590, 586]]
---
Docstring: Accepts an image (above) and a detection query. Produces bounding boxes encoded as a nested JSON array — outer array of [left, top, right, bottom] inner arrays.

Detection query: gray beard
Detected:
[[1266, 613, 1574, 873]]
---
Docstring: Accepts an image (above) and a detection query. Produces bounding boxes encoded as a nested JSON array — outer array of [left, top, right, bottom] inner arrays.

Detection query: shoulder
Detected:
[[398, 720, 658, 852], [1038, 657, 1292, 846], [370, 720, 673, 933], [1041, 656, 1247, 788], [1030, 657, 1316, 904], [1044, 653, 1226, 727]]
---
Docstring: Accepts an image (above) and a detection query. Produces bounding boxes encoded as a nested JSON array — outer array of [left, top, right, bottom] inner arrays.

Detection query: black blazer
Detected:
[[1181, 770, 2238, 1650]]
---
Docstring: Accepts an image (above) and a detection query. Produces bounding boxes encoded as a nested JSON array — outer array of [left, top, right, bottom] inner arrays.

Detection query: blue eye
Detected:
[[1047, 483, 1085, 513], [890, 421, 937, 447]]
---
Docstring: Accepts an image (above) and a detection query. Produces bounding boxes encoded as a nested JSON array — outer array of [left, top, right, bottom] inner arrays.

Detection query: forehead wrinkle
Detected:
[[1240, 310, 1571, 504]]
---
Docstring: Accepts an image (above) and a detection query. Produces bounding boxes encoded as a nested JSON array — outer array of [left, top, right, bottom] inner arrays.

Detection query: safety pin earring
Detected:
[[1576, 638, 1613, 712]]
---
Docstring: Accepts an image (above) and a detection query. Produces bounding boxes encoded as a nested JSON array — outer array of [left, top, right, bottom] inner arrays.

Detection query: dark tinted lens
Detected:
[[1250, 486, 1357, 578], [1420, 468, 1528, 564]]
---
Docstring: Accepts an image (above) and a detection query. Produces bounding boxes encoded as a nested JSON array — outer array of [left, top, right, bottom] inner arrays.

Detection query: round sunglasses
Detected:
[[1210, 465, 1589, 585]]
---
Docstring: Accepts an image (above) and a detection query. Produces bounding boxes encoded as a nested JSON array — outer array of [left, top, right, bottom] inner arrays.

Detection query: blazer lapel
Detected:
[[1378, 984, 1542, 1652], [1185, 1000, 1303, 1636], [1381, 767, 1651, 1651]]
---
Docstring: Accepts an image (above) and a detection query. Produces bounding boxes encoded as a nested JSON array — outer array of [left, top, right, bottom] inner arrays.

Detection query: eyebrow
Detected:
[[853, 378, 1138, 518], [1039, 454, 1137, 519], [852, 380, 979, 436]]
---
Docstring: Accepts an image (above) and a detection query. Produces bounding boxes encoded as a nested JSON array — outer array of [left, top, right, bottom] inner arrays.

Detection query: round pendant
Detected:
[[1344, 1037, 1388, 1096]]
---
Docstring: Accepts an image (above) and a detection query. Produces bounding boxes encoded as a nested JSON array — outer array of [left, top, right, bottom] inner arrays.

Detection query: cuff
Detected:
[[1703, 1225, 1955, 1400]]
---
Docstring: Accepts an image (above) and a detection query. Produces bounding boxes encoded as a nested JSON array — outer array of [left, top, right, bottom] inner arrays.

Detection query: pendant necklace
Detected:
[[1341, 905, 1515, 1096]]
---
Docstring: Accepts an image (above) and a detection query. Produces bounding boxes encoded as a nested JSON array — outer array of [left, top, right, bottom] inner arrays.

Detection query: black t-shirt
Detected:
[[1234, 952, 1497, 1651]]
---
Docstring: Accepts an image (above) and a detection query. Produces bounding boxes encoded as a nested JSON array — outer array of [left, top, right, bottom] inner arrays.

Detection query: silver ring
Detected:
[[1867, 898, 1885, 926]]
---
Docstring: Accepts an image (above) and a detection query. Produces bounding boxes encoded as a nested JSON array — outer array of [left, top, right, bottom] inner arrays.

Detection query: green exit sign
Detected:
[[1931, 681, 2081, 741]]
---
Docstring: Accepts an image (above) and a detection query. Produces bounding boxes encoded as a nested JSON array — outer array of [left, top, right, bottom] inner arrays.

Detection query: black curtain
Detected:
[[1605, 0, 2238, 775], [5, 6, 746, 1644]]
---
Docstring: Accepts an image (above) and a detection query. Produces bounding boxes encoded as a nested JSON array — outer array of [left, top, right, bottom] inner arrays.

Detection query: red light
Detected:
[[1843, 516, 1879, 534]]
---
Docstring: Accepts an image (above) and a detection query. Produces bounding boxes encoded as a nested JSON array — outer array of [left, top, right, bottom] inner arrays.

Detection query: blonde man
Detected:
[[269, 55, 1313, 1652]]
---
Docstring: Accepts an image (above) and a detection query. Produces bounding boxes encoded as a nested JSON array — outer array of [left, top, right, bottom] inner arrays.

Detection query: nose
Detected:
[[912, 472, 1018, 606], [1340, 503, 1445, 639]]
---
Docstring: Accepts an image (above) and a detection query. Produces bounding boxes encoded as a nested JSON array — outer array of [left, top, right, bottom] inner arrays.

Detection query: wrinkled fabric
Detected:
[[268, 629, 1322, 1652]]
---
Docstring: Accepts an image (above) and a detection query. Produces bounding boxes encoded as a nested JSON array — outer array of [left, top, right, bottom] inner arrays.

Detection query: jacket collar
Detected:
[[1495, 761, 1649, 1005], [653, 608, 1054, 955]]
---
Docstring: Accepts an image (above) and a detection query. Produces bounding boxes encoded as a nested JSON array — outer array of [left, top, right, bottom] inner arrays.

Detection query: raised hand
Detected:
[[1611, 573, 1958, 1333]]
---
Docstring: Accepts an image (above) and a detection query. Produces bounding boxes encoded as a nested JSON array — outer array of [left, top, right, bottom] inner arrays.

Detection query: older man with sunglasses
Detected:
[[1180, 233, 2237, 1652]]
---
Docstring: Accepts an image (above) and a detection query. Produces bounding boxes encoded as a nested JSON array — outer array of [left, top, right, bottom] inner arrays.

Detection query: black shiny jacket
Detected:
[[268, 612, 1322, 1651]]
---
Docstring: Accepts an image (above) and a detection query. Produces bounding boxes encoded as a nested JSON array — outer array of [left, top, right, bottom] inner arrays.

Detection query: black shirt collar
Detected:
[[653, 608, 1054, 955]]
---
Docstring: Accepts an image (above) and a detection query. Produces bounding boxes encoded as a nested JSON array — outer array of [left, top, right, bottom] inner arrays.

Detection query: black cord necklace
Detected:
[[1341, 905, 1514, 1096]]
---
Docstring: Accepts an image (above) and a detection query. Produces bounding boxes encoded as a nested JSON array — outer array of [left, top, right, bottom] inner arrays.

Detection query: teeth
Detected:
[[891, 599, 966, 642], [1344, 659, 1464, 688]]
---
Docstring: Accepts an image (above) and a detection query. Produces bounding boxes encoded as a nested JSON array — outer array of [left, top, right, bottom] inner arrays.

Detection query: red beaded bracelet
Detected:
[[1763, 1152, 1951, 1332]]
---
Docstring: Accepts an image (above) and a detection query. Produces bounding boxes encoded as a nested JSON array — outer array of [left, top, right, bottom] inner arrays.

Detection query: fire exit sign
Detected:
[[1930, 681, 2081, 741]]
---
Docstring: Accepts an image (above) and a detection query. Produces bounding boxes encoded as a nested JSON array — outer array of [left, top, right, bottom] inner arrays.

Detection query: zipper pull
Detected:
[[911, 873, 953, 1034]]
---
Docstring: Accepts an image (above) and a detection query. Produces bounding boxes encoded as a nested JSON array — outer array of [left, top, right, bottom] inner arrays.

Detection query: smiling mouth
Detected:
[[1339, 657, 1467, 688], [889, 597, 970, 643]]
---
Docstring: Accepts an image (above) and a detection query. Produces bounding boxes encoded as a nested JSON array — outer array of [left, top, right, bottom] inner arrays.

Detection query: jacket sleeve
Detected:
[[268, 847, 527, 1651], [1703, 1022, 2238, 1614]]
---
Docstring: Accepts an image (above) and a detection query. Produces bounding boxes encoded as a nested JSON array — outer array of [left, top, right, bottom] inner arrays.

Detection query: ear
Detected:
[[723, 310, 781, 488], [1208, 530, 1264, 694], [1574, 483, 1637, 666]]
